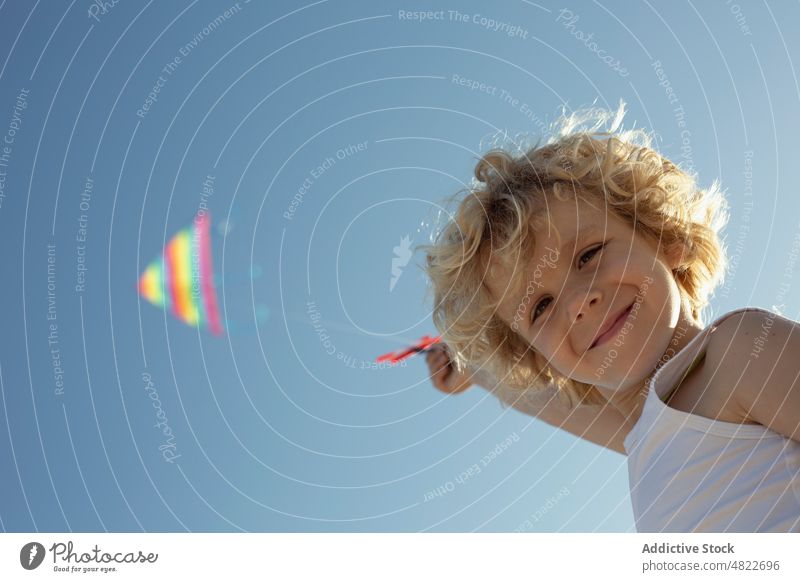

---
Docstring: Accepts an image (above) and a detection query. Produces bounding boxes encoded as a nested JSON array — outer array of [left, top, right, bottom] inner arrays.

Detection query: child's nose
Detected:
[[567, 289, 601, 323]]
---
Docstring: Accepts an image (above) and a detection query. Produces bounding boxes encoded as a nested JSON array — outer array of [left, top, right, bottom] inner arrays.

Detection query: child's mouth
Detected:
[[589, 304, 634, 350]]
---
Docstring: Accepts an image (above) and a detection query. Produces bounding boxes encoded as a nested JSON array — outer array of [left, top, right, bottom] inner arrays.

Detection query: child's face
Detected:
[[487, 195, 688, 393]]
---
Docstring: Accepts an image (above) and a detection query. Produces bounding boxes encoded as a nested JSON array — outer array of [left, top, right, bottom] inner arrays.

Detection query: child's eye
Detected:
[[577, 243, 605, 269], [530, 243, 605, 324], [531, 297, 552, 322]]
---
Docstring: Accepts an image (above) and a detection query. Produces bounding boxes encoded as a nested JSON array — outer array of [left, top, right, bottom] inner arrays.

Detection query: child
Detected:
[[423, 102, 800, 532]]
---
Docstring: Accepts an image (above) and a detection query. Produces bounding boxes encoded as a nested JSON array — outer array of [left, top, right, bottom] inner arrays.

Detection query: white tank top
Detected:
[[624, 307, 800, 532]]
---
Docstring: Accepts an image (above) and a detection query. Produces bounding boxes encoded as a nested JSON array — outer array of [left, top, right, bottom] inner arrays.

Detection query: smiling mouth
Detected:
[[589, 303, 634, 351]]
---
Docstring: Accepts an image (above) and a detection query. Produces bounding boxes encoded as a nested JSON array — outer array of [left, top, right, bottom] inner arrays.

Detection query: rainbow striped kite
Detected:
[[138, 213, 224, 335]]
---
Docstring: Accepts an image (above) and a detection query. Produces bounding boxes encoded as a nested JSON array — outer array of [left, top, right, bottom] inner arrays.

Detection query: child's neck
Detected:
[[600, 309, 706, 429]]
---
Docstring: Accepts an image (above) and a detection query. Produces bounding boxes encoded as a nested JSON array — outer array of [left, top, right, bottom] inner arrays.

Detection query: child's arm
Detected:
[[488, 381, 629, 455], [426, 344, 629, 454], [708, 310, 800, 443]]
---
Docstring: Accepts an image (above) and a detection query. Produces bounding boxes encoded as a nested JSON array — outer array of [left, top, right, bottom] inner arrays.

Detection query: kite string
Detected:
[[283, 312, 427, 348]]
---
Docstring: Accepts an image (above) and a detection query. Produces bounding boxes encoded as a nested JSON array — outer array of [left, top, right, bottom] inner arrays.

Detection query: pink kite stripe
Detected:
[[197, 214, 223, 335]]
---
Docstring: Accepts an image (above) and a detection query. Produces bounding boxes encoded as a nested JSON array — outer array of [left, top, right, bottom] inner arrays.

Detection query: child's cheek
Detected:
[[547, 347, 571, 375], [602, 253, 636, 279]]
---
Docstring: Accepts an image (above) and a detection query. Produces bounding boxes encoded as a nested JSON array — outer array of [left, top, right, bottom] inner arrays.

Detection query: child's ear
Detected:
[[665, 240, 690, 272]]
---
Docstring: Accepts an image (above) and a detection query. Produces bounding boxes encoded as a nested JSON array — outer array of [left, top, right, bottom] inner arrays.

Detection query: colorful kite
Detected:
[[138, 213, 224, 335], [375, 334, 441, 365]]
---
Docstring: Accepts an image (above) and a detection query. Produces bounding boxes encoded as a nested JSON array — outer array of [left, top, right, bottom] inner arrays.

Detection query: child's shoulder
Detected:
[[663, 307, 780, 423], [705, 306, 798, 371], [703, 307, 800, 428]]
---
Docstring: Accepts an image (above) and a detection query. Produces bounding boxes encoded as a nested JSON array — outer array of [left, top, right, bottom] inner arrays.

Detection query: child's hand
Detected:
[[425, 343, 473, 394]]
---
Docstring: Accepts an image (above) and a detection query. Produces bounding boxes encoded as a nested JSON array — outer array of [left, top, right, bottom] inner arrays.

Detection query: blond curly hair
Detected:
[[423, 101, 729, 407]]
